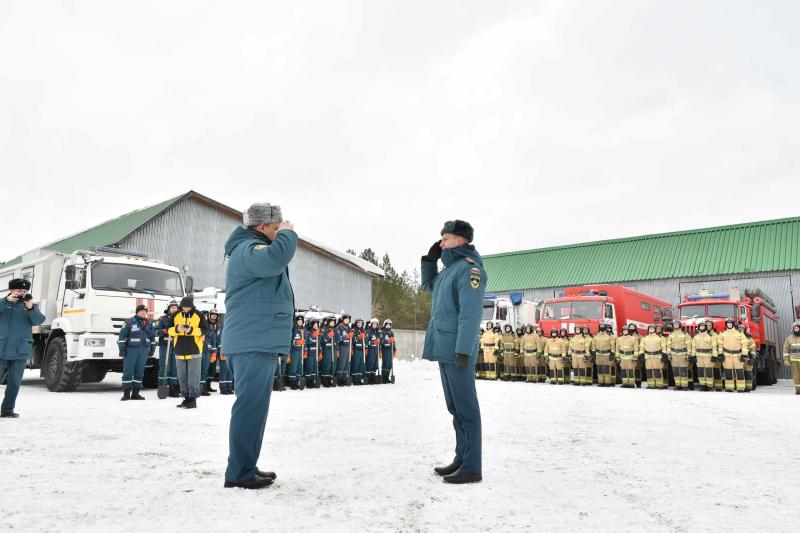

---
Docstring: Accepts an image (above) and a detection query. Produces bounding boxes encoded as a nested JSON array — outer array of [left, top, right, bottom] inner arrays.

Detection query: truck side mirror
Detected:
[[65, 265, 81, 290], [185, 275, 194, 294]]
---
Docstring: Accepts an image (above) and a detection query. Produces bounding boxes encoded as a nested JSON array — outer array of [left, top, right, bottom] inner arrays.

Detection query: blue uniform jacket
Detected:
[[305, 329, 320, 359], [117, 315, 156, 353], [290, 325, 305, 357], [208, 323, 222, 353], [0, 299, 46, 359], [222, 226, 297, 355], [421, 245, 487, 365]]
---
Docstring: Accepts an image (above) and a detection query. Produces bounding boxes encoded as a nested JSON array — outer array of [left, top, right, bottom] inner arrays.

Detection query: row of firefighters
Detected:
[[478, 319, 779, 393]]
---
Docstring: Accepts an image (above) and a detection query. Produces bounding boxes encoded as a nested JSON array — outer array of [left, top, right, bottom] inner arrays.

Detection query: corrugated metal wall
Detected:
[[489, 269, 800, 378], [121, 198, 238, 289], [291, 245, 373, 320], [121, 197, 373, 319]]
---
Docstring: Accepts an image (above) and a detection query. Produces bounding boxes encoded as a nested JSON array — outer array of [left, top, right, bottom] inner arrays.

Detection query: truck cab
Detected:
[[481, 293, 541, 331], [1, 247, 187, 391], [678, 288, 780, 385]]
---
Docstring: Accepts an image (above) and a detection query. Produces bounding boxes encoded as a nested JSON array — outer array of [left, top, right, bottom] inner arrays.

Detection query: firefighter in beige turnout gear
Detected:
[[479, 324, 501, 380], [666, 321, 694, 390], [783, 322, 800, 395], [499, 324, 516, 381], [545, 328, 569, 384], [718, 319, 748, 392], [535, 327, 548, 382], [738, 324, 757, 392], [594, 324, 616, 387], [693, 322, 717, 391], [617, 327, 638, 388], [519, 325, 541, 383], [640, 325, 668, 389], [569, 327, 593, 386], [705, 319, 724, 390]]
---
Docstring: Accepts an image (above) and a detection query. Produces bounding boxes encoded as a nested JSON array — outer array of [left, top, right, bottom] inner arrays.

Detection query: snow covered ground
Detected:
[[2, 360, 799, 533]]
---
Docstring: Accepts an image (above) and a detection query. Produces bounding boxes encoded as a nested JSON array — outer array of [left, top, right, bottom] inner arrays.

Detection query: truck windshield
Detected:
[[91, 263, 183, 297], [543, 300, 602, 320], [679, 303, 737, 319]]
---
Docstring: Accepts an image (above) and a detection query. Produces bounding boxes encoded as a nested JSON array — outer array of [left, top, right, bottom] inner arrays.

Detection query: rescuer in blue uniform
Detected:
[[379, 319, 396, 383], [287, 315, 306, 389], [222, 202, 296, 490], [350, 318, 367, 385], [421, 220, 486, 484], [365, 318, 381, 384], [304, 319, 321, 387], [117, 304, 157, 401], [335, 314, 354, 386], [1, 278, 46, 418], [156, 300, 180, 397], [319, 317, 337, 387]]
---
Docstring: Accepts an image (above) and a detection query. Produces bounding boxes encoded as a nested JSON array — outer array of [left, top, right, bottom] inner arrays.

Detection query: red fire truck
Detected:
[[539, 285, 673, 336], [677, 288, 780, 385]]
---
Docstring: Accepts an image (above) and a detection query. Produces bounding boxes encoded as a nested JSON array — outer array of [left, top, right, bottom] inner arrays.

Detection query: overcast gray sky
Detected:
[[1, 0, 798, 275]]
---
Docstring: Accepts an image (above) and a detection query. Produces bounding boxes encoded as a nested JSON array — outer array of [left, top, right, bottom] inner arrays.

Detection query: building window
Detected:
[[641, 301, 650, 311]]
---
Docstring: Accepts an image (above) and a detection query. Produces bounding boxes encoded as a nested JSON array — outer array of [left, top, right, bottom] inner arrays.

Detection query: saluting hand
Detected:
[[278, 220, 294, 232]]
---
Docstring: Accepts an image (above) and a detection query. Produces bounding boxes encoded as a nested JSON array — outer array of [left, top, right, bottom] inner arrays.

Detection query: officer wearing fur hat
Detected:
[[422, 219, 486, 484], [1, 278, 45, 418], [222, 202, 296, 489], [117, 304, 157, 401]]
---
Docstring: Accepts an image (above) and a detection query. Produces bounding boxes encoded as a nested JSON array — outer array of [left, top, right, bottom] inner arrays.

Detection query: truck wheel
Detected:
[[43, 337, 82, 392], [81, 364, 108, 383], [142, 363, 159, 389]]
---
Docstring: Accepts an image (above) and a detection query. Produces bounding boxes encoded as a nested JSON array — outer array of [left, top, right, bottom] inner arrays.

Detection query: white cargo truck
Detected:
[[481, 293, 542, 332], [0, 247, 187, 392]]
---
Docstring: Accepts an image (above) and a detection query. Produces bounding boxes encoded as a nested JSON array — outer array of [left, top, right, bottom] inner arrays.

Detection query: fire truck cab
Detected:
[[539, 285, 673, 336], [677, 288, 780, 385]]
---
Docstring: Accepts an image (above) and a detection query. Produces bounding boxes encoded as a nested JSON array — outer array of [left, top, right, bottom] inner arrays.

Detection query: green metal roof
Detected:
[[0, 194, 183, 268], [483, 216, 800, 292]]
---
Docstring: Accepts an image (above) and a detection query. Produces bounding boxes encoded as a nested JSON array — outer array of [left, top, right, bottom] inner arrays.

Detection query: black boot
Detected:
[[131, 389, 145, 400], [201, 383, 211, 397], [183, 398, 197, 409], [256, 469, 277, 480], [443, 469, 482, 484], [168, 384, 181, 398], [121, 389, 131, 401], [177, 399, 187, 408], [434, 462, 461, 477], [224, 473, 274, 490], [207, 379, 217, 393]]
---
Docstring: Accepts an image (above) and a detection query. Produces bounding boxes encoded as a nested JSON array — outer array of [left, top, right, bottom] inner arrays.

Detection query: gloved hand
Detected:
[[609, 353, 616, 362], [211, 352, 217, 363], [119, 349, 127, 358], [690, 355, 697, 364], [718, 354, 725, 362], [661, 355, 669, 365], [148, 346, 155, 357], [455, 354, 469, 369], [424, 240, 443, 261], [710, 356, 718, 363]]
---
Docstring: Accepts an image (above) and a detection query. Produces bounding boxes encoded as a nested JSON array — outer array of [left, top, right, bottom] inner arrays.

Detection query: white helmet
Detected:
[[383, 319, 393, 327], [370, 318, 379, 325]]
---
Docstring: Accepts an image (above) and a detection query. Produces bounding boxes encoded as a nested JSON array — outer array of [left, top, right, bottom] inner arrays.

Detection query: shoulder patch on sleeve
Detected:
[[254, 244, 267, 251], [469, 270, 481, 289]]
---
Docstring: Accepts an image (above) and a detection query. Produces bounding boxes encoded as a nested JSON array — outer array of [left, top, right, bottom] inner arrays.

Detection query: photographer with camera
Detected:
[[1, 278, 45, 418]]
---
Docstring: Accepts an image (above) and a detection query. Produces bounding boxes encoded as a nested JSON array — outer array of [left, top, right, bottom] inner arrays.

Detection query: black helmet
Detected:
[[622, 327, 630, 335], [698, 322, 707, 331], [550, 328, 558, 337], [479, 328, 485, 335], [308, 318, 319, 329], [516, 327, 523, 336], [598, 323, 606, 332], [673, 320, 682, 329], [725, 319, 735, 329], [655, 324, 663, 333], [525, 325, 534, 334], [504, 324, 513, 332], [628, 324, 637, 333], [493, 325, 501, 333], [664, 324, 674, 332], [581, 325, 590, 334], [295, 314, 304, 323], [559, 328, 568, 337], [486, 321, 494, 330], [648, 325, 656, 333], [535, 327, 543, 335]]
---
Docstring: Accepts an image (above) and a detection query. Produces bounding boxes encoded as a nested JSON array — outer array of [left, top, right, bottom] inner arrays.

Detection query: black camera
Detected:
[[17, 294, 33, 303]]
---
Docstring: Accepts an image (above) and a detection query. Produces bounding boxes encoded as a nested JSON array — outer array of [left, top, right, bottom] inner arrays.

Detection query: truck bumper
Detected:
[[65, 333, 153, 361]]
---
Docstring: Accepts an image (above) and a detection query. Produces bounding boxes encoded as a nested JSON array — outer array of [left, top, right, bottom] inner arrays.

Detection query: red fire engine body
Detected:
[[539, 285, 673, 336], [677, 288, 780, 385]]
